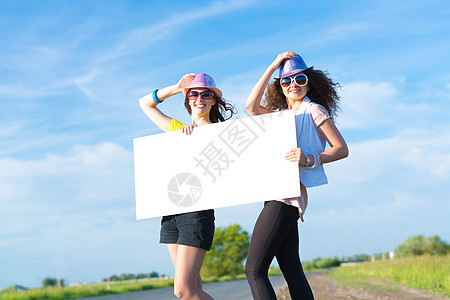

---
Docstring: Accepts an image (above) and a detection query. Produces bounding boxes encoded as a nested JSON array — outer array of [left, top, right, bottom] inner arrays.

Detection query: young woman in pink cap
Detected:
[[245, 52, 348, 299], [139, 73, 236, 300]]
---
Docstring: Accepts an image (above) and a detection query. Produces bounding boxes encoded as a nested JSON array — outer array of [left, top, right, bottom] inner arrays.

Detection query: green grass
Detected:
[[0, 265, 328, 299], [0, 271, 266, 300], [0, 278, 174, 300], [330, 270, 402, 291], [201, 273, 247, 283], [329, 254, 450, 297]]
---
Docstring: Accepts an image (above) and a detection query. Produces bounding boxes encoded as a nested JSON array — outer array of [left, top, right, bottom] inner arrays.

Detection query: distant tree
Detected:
[[149, 271, 159, 278], [357, 254, 370, 262], [310, 257, 341, 269], [396, 234, 448, 258], [396, 235, 427, 257], [202, 224, 250, 277], [427, 235, 448, 255], [302, 261, 314, 271], [119, 273, 135, 281], [42, 278, 64, 287], [110, 275, 119, 281], [43, 278, 57, 287], [344, 256, 355, 263]]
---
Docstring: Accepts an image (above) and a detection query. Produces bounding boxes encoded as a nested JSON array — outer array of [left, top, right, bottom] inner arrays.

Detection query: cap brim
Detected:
[[183, 86, 222, 98], [274, 66, 314, 79]]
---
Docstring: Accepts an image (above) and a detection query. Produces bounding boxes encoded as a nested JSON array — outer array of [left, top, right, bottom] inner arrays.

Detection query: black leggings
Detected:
[[245, 201, 314, 300]]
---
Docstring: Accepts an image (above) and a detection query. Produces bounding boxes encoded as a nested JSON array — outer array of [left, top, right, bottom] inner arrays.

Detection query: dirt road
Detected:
[[276, 273, 448, 300]]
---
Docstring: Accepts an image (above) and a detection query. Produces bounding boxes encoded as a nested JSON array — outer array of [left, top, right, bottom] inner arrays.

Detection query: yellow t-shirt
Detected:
[[170, 119, 184, 131]]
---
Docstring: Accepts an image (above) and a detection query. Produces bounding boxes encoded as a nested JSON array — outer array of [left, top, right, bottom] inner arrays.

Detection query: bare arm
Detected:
[[316, 119, 349, 164], [139, 73, 196, 132], [286, 119, 348, 166], [246, 51, 296, 116]]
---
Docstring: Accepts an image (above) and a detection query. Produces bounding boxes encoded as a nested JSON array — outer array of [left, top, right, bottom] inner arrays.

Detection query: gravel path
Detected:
[[276, 273, 449, 300]]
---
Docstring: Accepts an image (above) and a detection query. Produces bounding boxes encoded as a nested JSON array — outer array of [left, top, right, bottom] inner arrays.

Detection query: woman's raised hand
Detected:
[[181, 124, 196, 135], [176, 73, 197, 92], [271, 51, 297, 69]]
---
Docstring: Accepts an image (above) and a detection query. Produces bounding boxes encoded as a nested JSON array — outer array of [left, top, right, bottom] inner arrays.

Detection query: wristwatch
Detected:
[[305, 155, 311, 167]]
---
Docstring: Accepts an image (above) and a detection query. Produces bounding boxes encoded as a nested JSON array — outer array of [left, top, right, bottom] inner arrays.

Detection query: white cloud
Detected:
[[336, 80, 444, 132], [0, 142, 133, 209], [308, 22, 376, 47], [0, 0, 257, 102], [0, 142, 142, 286], [75, 68, 101, 100], [338, 81, 398, 129], [219, 70, 264, 118], [396, 129, 450, 177], [325, 127, 450, 190], [0, 84, 58, 98], [0, 72, 93, 99], [99, 0, 258, 63], [300, 180, 450, 260], [0, 122, 27, 139]]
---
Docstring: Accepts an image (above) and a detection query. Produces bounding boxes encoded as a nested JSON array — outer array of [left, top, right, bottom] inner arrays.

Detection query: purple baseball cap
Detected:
[[183, 73, 222, 98], [275, 53, 313, 79]]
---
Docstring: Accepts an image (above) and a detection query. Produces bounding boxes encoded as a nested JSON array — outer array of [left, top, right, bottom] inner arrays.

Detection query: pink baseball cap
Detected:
[[183, 73, 222, 98]]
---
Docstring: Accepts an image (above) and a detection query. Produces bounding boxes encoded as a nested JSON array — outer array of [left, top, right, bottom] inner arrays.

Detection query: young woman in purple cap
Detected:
[[245, 52, 348, 299], [139, 73, 236, 300]]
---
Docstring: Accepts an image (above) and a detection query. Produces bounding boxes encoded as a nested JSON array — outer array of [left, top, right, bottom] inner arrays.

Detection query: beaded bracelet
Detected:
[[152, 89, 163, 104]]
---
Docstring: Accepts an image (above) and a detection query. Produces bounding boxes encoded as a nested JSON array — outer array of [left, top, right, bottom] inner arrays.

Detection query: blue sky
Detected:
[[1, 0, 449, 290]]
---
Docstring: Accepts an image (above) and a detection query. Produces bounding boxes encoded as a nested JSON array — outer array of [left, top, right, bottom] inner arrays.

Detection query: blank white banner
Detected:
[[133, 110, 300, 220]]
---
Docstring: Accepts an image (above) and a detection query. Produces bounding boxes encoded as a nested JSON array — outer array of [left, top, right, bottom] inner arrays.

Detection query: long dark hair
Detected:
[[264, 68, 341, 117], [184, 90, 237, 123]]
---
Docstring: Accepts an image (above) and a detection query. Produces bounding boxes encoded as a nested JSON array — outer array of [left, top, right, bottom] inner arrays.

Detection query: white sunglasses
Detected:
[[280, 74, 308, 88]]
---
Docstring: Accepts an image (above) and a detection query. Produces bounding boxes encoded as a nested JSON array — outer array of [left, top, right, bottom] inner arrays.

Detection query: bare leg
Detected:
[[173, 245, 213, 300], [197, 273, 203, 289], [167, 243, 178, 267], [167, 244, 203, 290]]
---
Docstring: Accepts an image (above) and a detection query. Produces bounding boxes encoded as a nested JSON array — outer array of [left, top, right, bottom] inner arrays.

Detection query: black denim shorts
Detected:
[[159, 209, 215, 251]]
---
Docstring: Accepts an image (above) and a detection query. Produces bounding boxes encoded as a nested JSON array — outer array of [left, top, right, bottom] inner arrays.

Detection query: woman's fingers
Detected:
[[181, 124, 195, 135], [285, 148, 300, 162], [178, 73, 197, 89]]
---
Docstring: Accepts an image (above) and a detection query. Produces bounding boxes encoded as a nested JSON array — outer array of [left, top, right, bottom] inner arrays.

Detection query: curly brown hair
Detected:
[[184, 89, 237, 123], [264, 68, 341, 117]]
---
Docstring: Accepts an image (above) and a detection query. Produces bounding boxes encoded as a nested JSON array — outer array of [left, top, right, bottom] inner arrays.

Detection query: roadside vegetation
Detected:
[[1, 230, 448, 300], [0, 278, 174, 300], [330, 254, 449, 297], [0, 224, 250, 300], [330, 235, 450, 297]]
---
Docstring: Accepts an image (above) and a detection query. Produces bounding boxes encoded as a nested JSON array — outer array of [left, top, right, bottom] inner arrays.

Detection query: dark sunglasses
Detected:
[[187, 90, 215, 100], [280, 74, 308, 88]]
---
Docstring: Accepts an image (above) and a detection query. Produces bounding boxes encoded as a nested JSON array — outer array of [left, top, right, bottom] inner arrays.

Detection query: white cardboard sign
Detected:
[[133, 110, 300, 220]]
